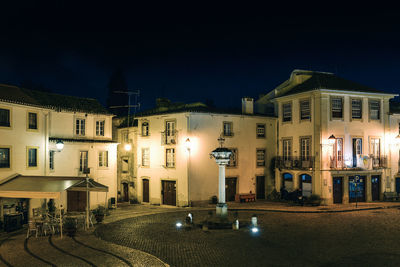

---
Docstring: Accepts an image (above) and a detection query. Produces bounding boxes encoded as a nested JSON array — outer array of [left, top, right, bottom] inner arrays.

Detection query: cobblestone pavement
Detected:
[[96, 206, 400, 267]]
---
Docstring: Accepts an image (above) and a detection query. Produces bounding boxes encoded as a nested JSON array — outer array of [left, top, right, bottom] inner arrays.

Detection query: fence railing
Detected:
[[275, 156, 314, 170]]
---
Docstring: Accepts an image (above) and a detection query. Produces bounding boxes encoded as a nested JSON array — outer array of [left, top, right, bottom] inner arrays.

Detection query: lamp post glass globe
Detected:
[[56, 141, 64, 150], [124, 143, 132, 151], [328, 134, 336, 145]]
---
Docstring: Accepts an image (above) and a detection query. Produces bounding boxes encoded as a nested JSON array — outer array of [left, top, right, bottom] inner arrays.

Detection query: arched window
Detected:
[[142, 122, 149, 136], [282, 173, 293, 191], [300, 174, 312, 197]]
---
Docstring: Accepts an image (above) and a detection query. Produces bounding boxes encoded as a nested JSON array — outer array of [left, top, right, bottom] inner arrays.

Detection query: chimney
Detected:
[[242, 97, 254, 114]]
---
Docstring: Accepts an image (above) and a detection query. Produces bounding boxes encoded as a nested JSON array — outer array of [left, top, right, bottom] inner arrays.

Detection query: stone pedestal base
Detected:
[[216, 203, 228, 217]]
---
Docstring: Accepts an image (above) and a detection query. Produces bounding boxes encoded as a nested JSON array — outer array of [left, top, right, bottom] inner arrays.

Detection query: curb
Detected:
[[228, 205, 400, 213]]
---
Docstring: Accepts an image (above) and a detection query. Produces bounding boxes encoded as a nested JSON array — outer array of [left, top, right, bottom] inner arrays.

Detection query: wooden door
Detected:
[[371, 175, 380, 201], [256, 176, 265, 199], [67, 191, 87, 212], [396, 178, 400, 194], [332, 177, 343, 204], [143, 179, 149, 203], [349, 176, 366, 203], [225, 178, 237, 202], [162, 181, 176, 206], [123, 183, 129, 202]]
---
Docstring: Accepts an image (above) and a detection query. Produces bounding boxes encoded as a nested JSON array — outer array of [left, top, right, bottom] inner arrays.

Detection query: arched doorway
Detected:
[[300, 174, 312, 197], [282, 173, 293, 191]]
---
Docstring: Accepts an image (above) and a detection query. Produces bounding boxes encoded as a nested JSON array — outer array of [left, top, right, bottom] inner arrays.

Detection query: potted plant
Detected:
[[92, 205, 106, 223], [64, 217, 77, 237]]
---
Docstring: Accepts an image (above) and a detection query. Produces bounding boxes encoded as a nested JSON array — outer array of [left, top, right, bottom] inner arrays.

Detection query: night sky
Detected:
[[1, 2, 399, 111]]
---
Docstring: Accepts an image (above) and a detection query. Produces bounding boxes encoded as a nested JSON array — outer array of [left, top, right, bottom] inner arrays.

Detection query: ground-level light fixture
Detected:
[[176, 222, 183, 228], [56, 140, 64, 151], [124, 143, 132, 151], [328, 134, 336, 145], [251, 226, 259, 233]]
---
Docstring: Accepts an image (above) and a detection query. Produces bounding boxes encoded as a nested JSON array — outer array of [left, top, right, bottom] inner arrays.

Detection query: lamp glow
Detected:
[[251, 227, 259, 233], [176, 222, 183, 228], [185, 138, 191, 151], [328, 134, 336, 145], [124, 143, 132, 151], [56, 140, 64, 151]]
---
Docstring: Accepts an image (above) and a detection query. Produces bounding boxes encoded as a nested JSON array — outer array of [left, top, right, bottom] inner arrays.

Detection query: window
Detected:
[[369, 100, 380, 120], [96, 120, 105, 136], [227, 148, 237, 167], [0, 108, 10, 127], [79, 151, 88, 172], [331, 97, 343, 119], [142, 148, 150, 167], [0, 147, 10, 168], [351, 99, 362, 119], [370, 138, 380, 158], [98, 151, 108, 167], [76, 119, 85, 135], [165, 121, 176, 144], [282, 103, 292, 122], [27, 147, 38, 167], [300, 138, 311, 160], [49, 150, 55, 170], [223, 122, 233, 137], [334, 138, 343, 168], [256, 149, 266, 167], [121, 130, 129, 143], [300, 100, 310, 120], [352, 138, 362, 167], [283, 139, 292, 161], [142, 122, 149, 136], [28, 112, 38, 129], [256, 124, 266, 138], [166, 148, 175, 168], [122, 157, 129, 173]]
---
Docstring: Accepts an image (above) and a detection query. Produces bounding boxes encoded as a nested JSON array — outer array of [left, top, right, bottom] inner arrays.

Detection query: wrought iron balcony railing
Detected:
[[330, 155, 387, 170], [275, 156, 314, 170], [161, 130, 178, 145]]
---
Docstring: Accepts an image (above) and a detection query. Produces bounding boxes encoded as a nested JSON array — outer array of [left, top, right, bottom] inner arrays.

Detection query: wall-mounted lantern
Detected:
[[56, 140, 64, 151], [328, 134, 336, 145]]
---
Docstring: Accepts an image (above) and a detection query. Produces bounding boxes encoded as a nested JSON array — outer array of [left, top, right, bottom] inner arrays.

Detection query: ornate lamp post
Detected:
[[210, 136, 232, 217]]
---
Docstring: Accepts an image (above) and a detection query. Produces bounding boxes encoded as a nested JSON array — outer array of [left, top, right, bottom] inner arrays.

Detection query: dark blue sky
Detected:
[[0, 2, 399, 111]]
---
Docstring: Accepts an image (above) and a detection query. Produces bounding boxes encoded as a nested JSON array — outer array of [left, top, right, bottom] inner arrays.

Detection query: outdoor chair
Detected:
[[26, 220, 38, 238]]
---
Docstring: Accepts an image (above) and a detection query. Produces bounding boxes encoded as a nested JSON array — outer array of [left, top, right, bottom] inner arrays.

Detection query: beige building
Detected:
[[256, 70, 398, 204], [0, 84, 117, 220], [116, 99, 277, 206]]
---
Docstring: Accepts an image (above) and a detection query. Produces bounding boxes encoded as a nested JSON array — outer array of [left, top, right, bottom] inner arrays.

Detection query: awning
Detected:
[[67, 178, 108, 192], [0, 174, 108, 199]]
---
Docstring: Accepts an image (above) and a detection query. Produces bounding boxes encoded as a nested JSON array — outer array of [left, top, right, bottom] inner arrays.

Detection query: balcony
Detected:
[[161, 130, 178, 145], [275, 156, 314, 170], [330, 155, 387, 170]]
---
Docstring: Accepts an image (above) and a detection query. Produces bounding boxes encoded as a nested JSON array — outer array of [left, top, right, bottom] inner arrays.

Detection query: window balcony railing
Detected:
[[275, 156, 314, 170], [161, 130, 178, 145], [330, 155, 387, 170]]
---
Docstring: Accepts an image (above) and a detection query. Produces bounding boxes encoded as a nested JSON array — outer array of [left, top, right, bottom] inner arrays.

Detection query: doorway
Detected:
[[333, 177, 343, 204], [396, 178, 400, 194], [123, 183, 129, 202], [225, 177, 237, 202], [371, 175, 380, 201], [300, 174, 312, 197], [349, 176, 366, 203], [143, 179, 149, 203], [162, 180, 176, 206], [67, 191, 87, 212], [256, 176, 265, 199]]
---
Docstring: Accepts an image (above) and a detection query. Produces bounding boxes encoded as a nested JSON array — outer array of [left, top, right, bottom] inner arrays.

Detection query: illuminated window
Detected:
[[0, 108, 10, 127], [28, 112, 38, 129], [227, 148, 237, 167], [166, 148, 175, 168], [331, 97, 343, 119], [282, 103, 292, 122], [0, 147, 10, 168], [96, 120, 105, 136], [79, 151, 88, 172], [283, 139, 292, 161], [256, 124, 265, 138], [142, 148, 150, 167], [256, 149, 265, 167], [76, 119, 85, 135], [300, 100, 310, 120], [98, 151, 108, 167]]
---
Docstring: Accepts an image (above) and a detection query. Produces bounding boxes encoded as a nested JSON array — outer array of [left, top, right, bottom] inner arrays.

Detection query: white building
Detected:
[[116, 98, 277, 206], [256, 70, 398, 204], [0, 84, 117, 220]]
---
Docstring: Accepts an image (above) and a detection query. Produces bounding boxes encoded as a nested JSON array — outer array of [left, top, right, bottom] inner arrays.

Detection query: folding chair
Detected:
[[26, 220, 38, 238]]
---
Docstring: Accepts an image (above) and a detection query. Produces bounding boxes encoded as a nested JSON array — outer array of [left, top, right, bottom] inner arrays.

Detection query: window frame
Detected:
[[223, 121, 234, 137], [282, 102, 292, 123], [26, 146, 39, 169], [0, 106, 11, 129], [299, 99, 311, 121], [331, 96, 344, 120], [27, 111, 39, 131], [96, 120, 105, 136], [300, 137, 311, 161], [142, 148, 150, 167], [75, 118, 86, 136], [49, 150, 55, 171], [282, 138, 292, 161], [79, 151, 89, 173], [350, 98, 363, 120], [0, 146, 11, 169], [369, 99, 381, 121], [165, 148, 175, 168], [121, 156, 129, 173], [227, 148, 238, 167], [142, 121, 150, 136], [98, 151, 109, 168], [256, 123, 266, 138], [256, 148, 266, 167]]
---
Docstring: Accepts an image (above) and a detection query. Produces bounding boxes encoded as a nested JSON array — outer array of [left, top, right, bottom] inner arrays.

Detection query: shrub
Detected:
[[267, 189, 281, 201], [305, 194, 322, 206]]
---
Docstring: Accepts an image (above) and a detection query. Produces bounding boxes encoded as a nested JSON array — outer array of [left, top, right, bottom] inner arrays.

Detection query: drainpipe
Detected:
[[186, 114, 191, 207], [44, 111, 49, 176]]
